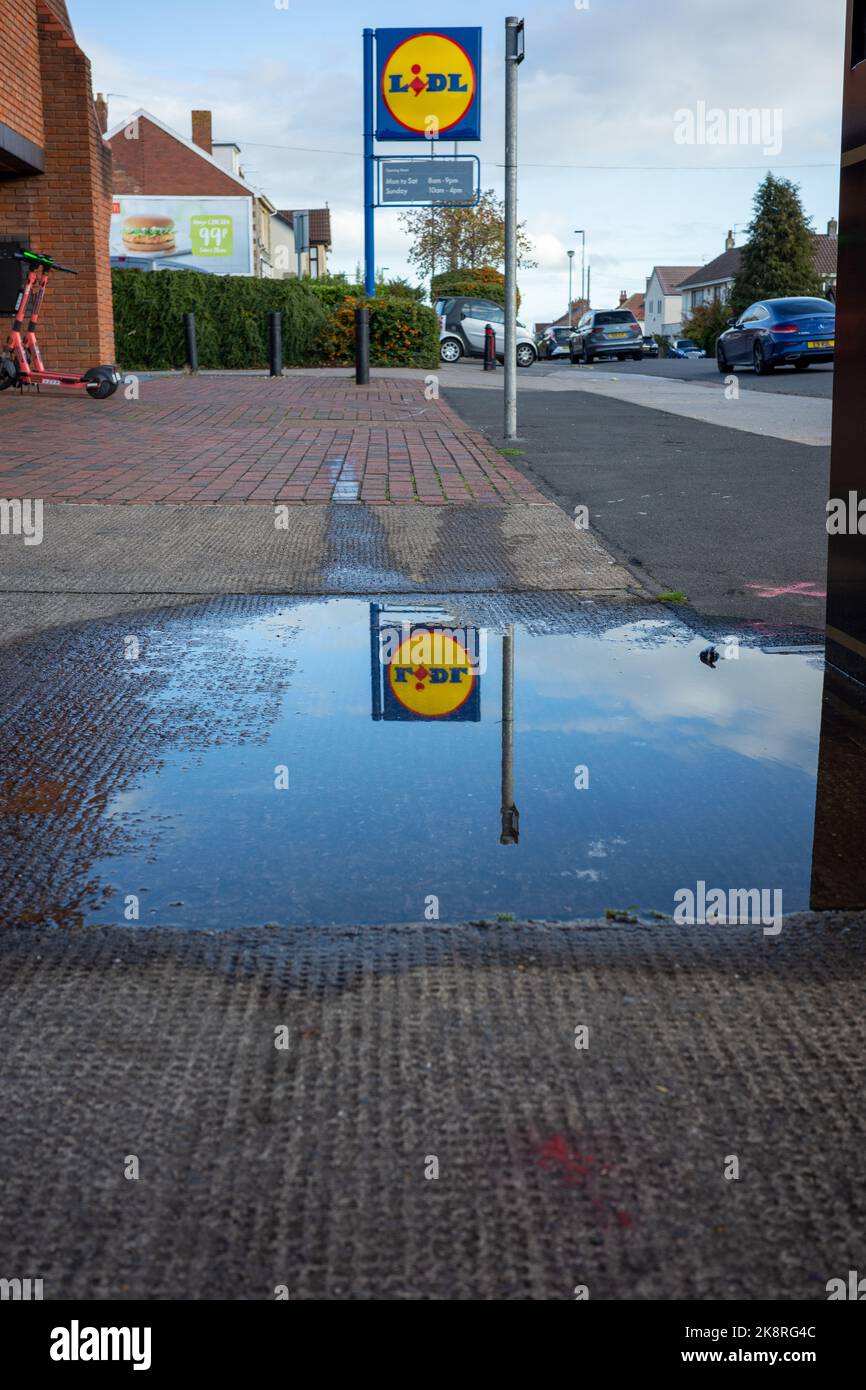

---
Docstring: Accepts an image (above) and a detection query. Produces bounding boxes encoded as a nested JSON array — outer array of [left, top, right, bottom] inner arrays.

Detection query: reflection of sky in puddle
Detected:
[[93, 600, 822, 928]]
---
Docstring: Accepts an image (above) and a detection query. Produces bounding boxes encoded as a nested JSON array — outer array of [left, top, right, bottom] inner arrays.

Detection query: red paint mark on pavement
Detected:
[[746, 581, 826, 599]]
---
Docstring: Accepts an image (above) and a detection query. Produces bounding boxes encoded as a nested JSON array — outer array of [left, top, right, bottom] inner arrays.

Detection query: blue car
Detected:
[[716, 297, 835, 375], [668, 338, 705, 359]]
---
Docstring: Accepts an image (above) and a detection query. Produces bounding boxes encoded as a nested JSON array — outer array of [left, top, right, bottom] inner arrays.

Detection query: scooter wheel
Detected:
[[84, 366, 119, 399], [0, 358, 18, 391]]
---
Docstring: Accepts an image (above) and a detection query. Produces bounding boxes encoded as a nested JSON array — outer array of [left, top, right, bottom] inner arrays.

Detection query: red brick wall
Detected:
[[109, 116, 251, 199], [0, 3, 44, 150], [0, 2, 114, 365]]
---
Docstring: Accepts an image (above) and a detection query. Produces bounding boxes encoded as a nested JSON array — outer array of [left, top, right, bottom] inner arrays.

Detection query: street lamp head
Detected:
[[567, 249, 574, 259]]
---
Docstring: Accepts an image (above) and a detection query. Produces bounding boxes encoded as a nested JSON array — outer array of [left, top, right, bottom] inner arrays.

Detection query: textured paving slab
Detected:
[[0, 914, 863, 1300], [0, 501, 643, 597], [0, 374, 544, 504]]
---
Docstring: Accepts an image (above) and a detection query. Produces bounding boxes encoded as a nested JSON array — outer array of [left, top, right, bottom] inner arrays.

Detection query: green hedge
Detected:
[[315, 294, 440, 368], [306, 277, 425, 310], [112, 269, 329, 370]]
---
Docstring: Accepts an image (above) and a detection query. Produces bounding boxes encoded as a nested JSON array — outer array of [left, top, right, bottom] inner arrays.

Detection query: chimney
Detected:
[[95, 93, 108, 134], [191, 110, 212, 155], [619, 290, 627, 306], [725, 228, 735, 251], [828, 217, 839, 238]]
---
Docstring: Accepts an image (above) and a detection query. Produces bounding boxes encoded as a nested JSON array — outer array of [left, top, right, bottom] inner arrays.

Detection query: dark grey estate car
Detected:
[[569, 309, 643, 364]]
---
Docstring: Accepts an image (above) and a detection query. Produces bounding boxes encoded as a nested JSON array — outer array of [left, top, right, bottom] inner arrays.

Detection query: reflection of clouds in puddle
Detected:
[[587, 838, 626, 859], [516, 630, 821, 774]]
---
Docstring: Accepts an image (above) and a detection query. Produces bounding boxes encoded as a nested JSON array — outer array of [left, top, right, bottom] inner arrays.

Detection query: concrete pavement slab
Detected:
[[0, 500, 644, 598]]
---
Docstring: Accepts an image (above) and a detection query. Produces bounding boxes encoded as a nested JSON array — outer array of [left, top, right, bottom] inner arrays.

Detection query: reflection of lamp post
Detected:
[[567, 250, 575, 326], [500, 625, 519, 844]]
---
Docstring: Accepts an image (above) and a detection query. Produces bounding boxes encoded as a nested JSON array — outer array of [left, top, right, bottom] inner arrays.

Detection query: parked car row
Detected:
[[436, 295, 836, 374]]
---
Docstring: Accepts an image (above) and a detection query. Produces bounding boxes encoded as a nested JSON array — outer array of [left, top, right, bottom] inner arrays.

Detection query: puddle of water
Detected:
[[1, 598, 823, 929]]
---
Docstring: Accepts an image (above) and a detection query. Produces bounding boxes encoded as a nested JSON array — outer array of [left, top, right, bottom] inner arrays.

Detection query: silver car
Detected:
[[436, 296, 538, 366]]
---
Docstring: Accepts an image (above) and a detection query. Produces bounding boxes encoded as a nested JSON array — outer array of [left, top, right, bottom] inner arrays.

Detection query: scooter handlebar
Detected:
[[13, 251, 78, 274]]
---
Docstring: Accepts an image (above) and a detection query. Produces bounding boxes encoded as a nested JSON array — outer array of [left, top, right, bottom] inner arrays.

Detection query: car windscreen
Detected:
[[594, 311, 635, 325], [677, 340, 698, 349], [434, 299, 454, 315], [552, 328, 572, 340], [770, 299, 834, 315]]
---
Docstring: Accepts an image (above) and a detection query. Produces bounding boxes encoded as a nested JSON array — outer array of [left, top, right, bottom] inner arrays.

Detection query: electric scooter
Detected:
[[0, 249, 120, 399]]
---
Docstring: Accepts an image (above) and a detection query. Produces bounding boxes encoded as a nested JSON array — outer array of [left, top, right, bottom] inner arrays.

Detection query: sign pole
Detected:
[[504, 18, 523, 440], [363, 28, 376, 298]]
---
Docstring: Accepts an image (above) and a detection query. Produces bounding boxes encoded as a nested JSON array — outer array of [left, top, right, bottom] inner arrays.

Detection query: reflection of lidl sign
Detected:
[[389, 632, 475, 718], [375, 620, 482, 722], [376, 28, 482, 142]]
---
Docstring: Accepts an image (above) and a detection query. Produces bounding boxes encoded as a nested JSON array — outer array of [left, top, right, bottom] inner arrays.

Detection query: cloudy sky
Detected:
[[70, 0, 847, 328]]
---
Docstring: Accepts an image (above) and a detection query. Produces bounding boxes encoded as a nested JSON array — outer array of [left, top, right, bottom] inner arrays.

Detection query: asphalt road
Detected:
[[531, 353, 835, 398], [446, 385, 830, 629]]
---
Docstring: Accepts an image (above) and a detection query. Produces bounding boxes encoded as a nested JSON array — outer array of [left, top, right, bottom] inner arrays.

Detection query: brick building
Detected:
[[0, 0, 114, 364], [105, 109, 276, 277]]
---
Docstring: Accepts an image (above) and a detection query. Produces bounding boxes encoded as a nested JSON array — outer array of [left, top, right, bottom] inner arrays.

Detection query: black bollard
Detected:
[[484, 322, 496, 371], [355, 306, 370, 386], [183, 312, 198, 374], [268, 310, 283, 377]]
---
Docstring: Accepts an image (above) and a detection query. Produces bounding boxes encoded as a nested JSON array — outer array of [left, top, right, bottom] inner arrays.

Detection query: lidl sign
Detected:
[[380, 625, 481, 722], [376, 28, 482, 142]]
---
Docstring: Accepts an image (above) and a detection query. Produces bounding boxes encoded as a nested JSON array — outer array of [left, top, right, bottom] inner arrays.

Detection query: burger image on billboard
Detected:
[[121, 215, 176, 253]]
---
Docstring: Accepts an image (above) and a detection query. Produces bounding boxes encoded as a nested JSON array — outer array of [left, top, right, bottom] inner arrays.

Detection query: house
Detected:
[[644, 266, 701, 338], [0, 0, 114, 365], [678, 222, 839, 320], [277, 209, 332, 278], [618, 290, 646, 332], [104, 107, 276, 276], [534, 298, 590, 336]]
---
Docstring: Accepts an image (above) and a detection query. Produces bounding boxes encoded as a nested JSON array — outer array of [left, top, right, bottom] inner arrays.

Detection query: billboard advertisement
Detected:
[[376, 28, 482, 142], [110, 195, 254, 274]]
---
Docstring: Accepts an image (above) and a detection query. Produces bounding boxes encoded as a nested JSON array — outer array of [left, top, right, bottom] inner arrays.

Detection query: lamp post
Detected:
[[574, 228, 586, 310], [567, 250, 575, 326]]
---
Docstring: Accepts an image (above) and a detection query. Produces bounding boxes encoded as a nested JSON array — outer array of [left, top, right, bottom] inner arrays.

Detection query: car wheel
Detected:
[[584, 349, 594, 365], [440, 337, 463, 364], [570, 350, 580, 365], [516, 343, 537, 368], [617, 354, 626, 361], [716, 343, 728, 374], [794, 360, 811, 371], [753, 341, 773, 375], [631, 353, 642, 362]]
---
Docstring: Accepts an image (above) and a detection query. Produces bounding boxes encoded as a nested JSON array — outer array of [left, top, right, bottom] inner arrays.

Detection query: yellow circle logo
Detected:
[[387, 630, 476, 718], [381, 33, 477, 136]]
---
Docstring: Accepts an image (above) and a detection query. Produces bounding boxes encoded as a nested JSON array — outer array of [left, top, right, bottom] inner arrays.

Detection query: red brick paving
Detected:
[[0, 374, 549, 506]]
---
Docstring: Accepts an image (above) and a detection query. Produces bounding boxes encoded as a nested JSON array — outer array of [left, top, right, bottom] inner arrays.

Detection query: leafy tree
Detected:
[[729, 174, 824, 318], [398, 189, 536, 296], [681, 298, 732, 355]]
